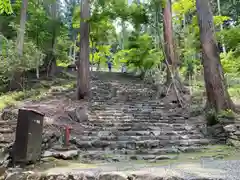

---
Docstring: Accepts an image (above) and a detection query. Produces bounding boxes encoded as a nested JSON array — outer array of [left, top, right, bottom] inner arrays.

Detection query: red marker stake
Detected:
[[64, 125, 70, 147]]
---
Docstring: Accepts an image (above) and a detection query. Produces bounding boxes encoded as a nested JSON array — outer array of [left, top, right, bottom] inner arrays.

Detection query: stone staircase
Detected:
[[71, 72, 212, 162], [0, 71, 213, 163]]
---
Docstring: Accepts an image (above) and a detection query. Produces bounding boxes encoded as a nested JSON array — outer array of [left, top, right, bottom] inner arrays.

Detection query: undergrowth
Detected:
[[0, 76, 75, 110]]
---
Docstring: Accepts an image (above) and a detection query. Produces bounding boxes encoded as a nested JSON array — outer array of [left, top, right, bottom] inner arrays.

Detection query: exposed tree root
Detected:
[[163, 60, 187, 108]]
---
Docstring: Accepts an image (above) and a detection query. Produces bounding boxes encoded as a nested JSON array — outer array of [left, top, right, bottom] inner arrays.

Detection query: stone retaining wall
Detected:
[[224, 123, 240, 147], [3, 167, 226, 180]]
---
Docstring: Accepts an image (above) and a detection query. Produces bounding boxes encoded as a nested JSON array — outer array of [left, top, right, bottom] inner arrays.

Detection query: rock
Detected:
[[75, 107, 88, 122], [224, 124, 237, 133], [211, 124, 225, 136], [70, 139, 92, 149], [6, 172, 44, 180], [185, 125, 194, 131], [91, 140, 110, 148], [142, 155, 156, 160], [0, 128, 13, 133], [111, 87, 118, 97], [42, 150, 79, 160], [227, 139, 240, 147], [81, 152, 107, 161], [1, 109, 18, 121], [228, 135, 240, 141], [98, 131, 112, 137], [234, 131, 240, 136], [99, 172, 128, 180], [67, 107, 88, 122], [155, 155, 177, 160], [55, 150, 79, 160], [130, 155, 138, 160]]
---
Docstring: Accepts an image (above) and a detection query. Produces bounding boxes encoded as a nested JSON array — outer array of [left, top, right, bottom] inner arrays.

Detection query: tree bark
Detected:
[[196, 0, 234, 112], [9, 0, 28, 90], [76, 0, 90, 100], [162, 0, 179, 85], [49, 0, 58, 77], [16, 0, 27, 56], [162, 0, 184, 95]]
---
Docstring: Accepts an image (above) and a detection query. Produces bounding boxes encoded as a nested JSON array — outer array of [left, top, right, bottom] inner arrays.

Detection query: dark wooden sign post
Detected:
[[13, 108, 44, 166]]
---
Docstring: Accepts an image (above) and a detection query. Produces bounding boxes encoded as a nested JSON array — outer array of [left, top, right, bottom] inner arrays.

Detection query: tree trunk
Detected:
[[162, 0, 178, 85], [49, 30, 57, 77], [48, 0, 58, 77], [162, 0, 184, 95], [16, 0, 27, 56], [196, 0, 234, 112], [9, 0, 28, 90], [76, 0, 90, 100]]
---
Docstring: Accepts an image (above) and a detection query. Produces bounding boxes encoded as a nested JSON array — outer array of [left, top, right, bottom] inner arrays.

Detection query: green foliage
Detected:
[[90, 45, 112, 66], [219, 26, 240, 56], [220, 52, 240, 74], [128, 3, 148, 30], [0, 0, 12, 14], [0, 34, 45, 85], [114, 33, 163, 77], [0, 0, 239, 105]]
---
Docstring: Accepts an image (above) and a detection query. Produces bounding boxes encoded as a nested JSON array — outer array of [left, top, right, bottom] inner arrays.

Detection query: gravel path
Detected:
[[41, 159, 240, 179]]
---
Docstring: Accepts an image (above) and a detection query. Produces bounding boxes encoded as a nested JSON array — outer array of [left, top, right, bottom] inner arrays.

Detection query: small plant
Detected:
[[218, 109, 235, 119], [206, 108, 236, 126], [206, 109, 219, 126]]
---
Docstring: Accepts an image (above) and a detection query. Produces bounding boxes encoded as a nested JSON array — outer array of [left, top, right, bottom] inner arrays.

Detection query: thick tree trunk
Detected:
[[16, 0, 27, 56], [163, 0, 174, 66], [9, 0, 28, 90], [162, 0, 181, 86], [162, 0, 184, 101], [49, 31, 57, 77], [196, 0, 234, 112], [48, 0, 58, 77], [76, 0, 90, 100]]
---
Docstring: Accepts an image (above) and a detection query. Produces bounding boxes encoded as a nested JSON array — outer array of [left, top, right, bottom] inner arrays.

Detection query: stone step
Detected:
[[80, 130, 203, 137], [87, 119, 189, 124], [88, 113, 188, 119], [85, 122, 190, 129], [75, 134, 205, 141], [80, 153, 177, 162], [0, 135, 14, 143], [90, 103, 165, 108], [89, 103, 165, 108], [80, 146, 207, 157], [79, 125, 190, 132], [88, 114, 179, 120], [79, 146, 209, 162], [90, 112, 164, 117], [87, 116, 201, 123], [0, 121, 17, 125], [72, 139, 211, 150], [0, 128, 14, 133]]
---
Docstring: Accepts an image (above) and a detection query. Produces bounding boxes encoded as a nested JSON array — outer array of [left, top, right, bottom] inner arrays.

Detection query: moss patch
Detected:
[[0, 78, 75, 110], [30, 157, 98, 172], [134, 145, 240, 166]]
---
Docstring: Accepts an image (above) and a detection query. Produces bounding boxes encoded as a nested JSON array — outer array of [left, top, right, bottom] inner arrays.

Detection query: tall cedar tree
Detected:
[[196, 0, 235, 112], [77, 0, 90, 99]]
